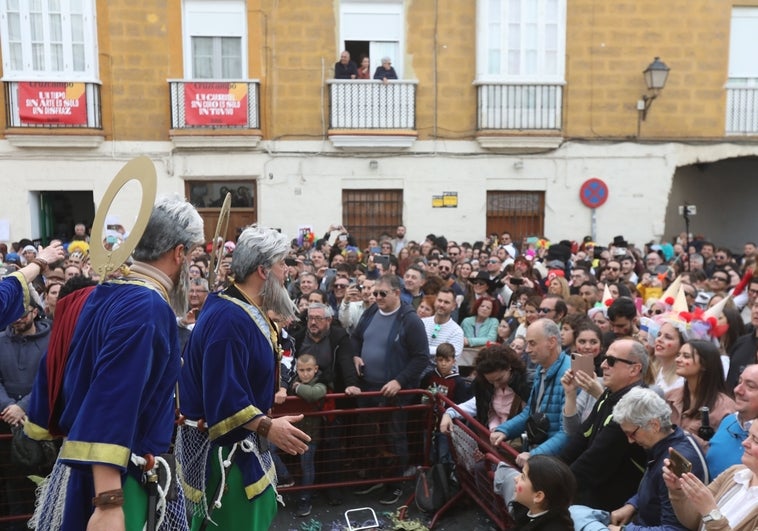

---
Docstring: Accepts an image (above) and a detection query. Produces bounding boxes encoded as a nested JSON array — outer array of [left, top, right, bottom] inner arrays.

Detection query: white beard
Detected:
[[169, 260, 190, 317], [260, 272, 297, 322]]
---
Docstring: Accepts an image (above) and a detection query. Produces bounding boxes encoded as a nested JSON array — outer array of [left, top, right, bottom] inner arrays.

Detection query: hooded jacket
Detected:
[[0, 318, 51, 412]]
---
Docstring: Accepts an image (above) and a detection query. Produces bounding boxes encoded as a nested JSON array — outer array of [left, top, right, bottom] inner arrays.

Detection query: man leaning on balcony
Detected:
[[334, 51, 358, 79]]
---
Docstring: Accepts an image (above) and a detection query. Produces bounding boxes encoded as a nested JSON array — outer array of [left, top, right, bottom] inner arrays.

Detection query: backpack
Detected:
[[414, 464, 452, 513]]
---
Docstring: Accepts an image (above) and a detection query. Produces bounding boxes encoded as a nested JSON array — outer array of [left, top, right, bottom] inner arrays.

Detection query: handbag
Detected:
[[10, 425, 58, 469], [524, 370, 556, 446]]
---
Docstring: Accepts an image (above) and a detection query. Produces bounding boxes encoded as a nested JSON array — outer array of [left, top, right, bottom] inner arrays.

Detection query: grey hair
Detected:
[[190, 278, 209, 291], [612, 387, 672, 430], [625, 340, 650, 378], [308, 302, 334, 319], [537, 318, 561, 343], [133, 197, 205, 262], [231, 225, 290, 281], [381, 56, 392, 63]]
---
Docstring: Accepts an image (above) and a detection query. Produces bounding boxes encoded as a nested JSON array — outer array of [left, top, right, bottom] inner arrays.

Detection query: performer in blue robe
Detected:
[[176, 226, 309, 531], [23, 198, 204, 531]]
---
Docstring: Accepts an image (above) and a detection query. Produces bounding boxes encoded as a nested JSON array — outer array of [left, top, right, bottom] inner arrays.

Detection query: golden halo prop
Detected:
[[208, 192, 232, 287], [89, 156, 157, 282]]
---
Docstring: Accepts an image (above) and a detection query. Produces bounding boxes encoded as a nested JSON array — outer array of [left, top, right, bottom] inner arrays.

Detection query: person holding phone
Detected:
[[560, 339, 648, 511], [665, 420, 758, 531], [607, 387, 708, 531]]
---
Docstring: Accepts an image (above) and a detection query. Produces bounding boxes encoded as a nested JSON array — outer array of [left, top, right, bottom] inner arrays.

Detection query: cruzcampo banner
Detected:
[[184, 82, 248, 126], [18, 82, 87, 125]]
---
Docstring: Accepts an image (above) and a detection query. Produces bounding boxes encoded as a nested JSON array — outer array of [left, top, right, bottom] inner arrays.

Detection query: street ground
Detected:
[[270, 482, 500, 531]]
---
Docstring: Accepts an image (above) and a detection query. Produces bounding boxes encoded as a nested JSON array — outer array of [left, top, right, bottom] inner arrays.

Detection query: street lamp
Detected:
[[638, 57, 670, 121]]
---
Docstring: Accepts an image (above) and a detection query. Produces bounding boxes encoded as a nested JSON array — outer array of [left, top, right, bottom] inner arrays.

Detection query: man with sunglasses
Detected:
[[560, 339, 648, 511], [422, 288, 464, 363], [351, 274, 429, 504], [707, 364, 758, 477]]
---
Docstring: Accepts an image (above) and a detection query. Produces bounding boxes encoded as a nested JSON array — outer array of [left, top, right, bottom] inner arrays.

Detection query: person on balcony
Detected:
[[357, 55, 371, 79], [373, 57, 398, 83], [334, 50, 357, 79]]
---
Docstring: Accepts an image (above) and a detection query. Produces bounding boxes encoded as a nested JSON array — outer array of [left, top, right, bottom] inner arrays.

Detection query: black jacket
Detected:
[[292, 323, 358, 392], [561, 383, 647, 512], [513, 508, 574, 531], [727, 332, 758, 390]]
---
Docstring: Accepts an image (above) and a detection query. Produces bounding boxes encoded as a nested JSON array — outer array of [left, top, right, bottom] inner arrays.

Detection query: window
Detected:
[[486, 191, 544, 244], [0, 0, 98, 80], [186, 180, 257, 243], [342, 189, 403, 248], [476, 0, 566, 82], [726, 7, 758, 134], [340, 1, 403, 78], [183, 0, 245, 79]]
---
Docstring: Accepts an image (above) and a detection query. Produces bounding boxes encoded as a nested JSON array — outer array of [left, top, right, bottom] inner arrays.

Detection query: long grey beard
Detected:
[[260, 272, 297, 322], [170, 260, 190, 317]]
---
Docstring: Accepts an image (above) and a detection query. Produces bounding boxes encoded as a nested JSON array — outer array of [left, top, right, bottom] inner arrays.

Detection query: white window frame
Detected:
[[0, 0, 98, 82], [340, 0, 404, 78], [475, 0, 566, 83], [182, 0, 247, 80], [728, 7, 758, 85]]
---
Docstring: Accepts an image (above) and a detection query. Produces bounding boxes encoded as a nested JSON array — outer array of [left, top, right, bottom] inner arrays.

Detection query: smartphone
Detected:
[[370, 246, 381, 254], [375, 255, 390, 269], [510, 277, 524, 285], [571, 353, 595, 375], [668, 448, 692, 477]]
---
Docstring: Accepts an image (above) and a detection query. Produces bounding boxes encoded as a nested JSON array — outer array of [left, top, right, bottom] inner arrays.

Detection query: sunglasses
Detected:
[[604, 355, 639, 367], [373, 290, 390, 298], [431, 323, 441, 339], [334, 283, 349, 289], [713, 276, 728, 282], [488, 259, 500, 264], [537, 307, 554, 314], [607, 267, 620, 271], [650, 309, 664, 315]]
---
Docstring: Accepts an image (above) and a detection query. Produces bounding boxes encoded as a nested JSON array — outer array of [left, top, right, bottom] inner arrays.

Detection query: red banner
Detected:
[[184, 82, 248, 126], [18, 82, 87, 125]]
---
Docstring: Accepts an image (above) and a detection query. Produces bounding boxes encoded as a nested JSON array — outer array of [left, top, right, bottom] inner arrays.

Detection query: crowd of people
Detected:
[[2, 214, 758, 530]]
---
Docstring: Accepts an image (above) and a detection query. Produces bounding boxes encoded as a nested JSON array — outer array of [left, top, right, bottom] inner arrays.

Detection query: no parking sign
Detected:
[[580, 178, 609, 208]]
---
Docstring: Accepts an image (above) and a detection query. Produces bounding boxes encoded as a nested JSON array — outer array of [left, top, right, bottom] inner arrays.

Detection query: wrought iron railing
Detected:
[[327, 80, 417, 129], [4, 80, 101, 128], [475, 82, 563, 130], [726, 85, 758, 135], [168, 80, 260, 129]]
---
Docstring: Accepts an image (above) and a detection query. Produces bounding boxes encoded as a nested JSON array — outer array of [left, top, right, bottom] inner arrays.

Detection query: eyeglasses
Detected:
[[428, 262, 439, 267], [623, 425, 641, 439], [607, 267, 620, 271], [537, 307, 554, 314], [307, 315, 328, 322], [650, 309, 664, 315], [373, 290, 389, 298], [604, 355, 639, 367], [712, 276, 728, 282], [438, 266, 451, 271], [488, 259, 500, 264], [431, 324, 441, 339], [472, 280, 487, 286], [334, 283, 349, 289], [716, 255, 727, 260]]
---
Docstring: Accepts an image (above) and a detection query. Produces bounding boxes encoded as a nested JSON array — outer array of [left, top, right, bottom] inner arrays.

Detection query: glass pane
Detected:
[[32, 43, 45, 70], [49, 14, 63, 41], [8, 0, 20, 10], [73, 44, 85, 70], [546, 0, 558, 21], [508, 50, 520, 75], [30, 13, 44, 40], [192, 37, 214, 78], [10, 43, 23, 70], [70, 0, 83, 12], [545, 52, 556, 75], [488, 23, 500, 47], [48, 0, 61, 11], [508, 0, 520, 21], [30, 0, 43, 11], [71, 14, 84, 41], [488, 50, 501, 75], [525, 0, 538, 21], [545, 23, 557, 50], [526, 23, 538, 49], [525, 50, 537, 75], [8, 13, 21, 40], [489, 0, 501, 18], [51, 43, 63, 70], [508, 23, 520, 48], [221, 36, 242, 77]]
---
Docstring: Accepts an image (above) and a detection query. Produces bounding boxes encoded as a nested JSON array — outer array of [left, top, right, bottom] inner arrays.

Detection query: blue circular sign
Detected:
[[580, 178, 609, 208]]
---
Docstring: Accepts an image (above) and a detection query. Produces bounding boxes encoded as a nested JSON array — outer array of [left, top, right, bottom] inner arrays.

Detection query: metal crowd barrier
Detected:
[[0, 431, 39, 527], [432, 393, 520, 530]]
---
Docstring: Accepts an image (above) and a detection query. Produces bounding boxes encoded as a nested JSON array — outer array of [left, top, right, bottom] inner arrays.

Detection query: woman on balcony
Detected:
[[357, 55, 371, 80], [373, 57, 398, 83]]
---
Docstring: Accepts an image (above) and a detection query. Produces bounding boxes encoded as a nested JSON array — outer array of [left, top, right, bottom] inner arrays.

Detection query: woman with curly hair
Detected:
[[461, 295, 501, 347]]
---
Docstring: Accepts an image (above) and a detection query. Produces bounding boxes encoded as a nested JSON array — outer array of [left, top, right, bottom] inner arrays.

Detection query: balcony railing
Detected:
[[4, 80, 101, 128], [169, 80, 260, 129], [328, 80, 417, 130], [475, 82, 563, 130], [726, 83, 758, 135]]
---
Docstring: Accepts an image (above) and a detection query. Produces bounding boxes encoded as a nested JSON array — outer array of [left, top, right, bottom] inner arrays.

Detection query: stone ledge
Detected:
[[328, 134, 417, 151], [5, 134, 105, 148], [170, 135, 261, 151], [476, 135, 563, 153]]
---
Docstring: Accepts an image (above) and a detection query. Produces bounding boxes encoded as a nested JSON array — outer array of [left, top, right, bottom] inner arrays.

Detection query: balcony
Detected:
[[474, 81, 563, 153], [726, 82, 758, 135], [168, 80, 261, 150], [327, 80, 418, 149]]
